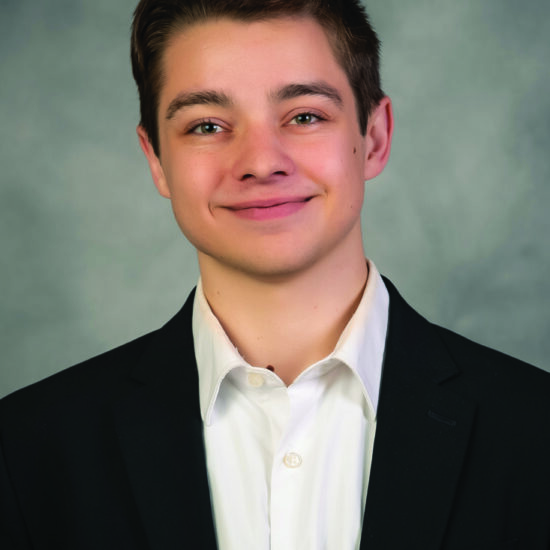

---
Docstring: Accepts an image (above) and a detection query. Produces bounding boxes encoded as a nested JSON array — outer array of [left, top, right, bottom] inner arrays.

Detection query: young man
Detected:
[[1, 1, 549, 549]]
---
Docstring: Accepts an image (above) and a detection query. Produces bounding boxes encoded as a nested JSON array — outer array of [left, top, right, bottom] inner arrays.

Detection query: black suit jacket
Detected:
[[1, 279, 550, 549]]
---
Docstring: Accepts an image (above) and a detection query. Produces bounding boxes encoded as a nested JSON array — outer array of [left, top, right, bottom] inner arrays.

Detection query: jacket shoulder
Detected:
[[1, 291, 196, 436], [430, 322, 550, 415], [384, 276, 549, 384], [433, 322, 548, 380], [383, 276, 550, 411], [0, 329, 160, 426]]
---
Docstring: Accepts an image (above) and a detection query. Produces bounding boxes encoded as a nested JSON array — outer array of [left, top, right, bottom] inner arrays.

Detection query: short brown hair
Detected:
[[131, 0, 384, 156]]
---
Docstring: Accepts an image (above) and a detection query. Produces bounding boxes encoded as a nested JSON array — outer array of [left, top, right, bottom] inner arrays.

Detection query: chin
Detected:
[[204, 248, 322, 281]]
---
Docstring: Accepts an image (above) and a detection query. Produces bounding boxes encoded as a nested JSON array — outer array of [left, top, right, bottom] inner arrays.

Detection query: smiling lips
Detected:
[[225, 196, 313, 220]]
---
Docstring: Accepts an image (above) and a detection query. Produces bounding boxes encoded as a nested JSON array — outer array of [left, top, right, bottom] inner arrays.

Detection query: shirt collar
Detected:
[[192, 259, 389, 425], [329, 261, 388, 414]]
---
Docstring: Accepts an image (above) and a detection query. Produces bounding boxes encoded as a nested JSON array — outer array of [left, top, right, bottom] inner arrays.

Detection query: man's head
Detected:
[[131, 0, 384, 157], [132, 11, 392, 281], [132, 1, 393, 282]]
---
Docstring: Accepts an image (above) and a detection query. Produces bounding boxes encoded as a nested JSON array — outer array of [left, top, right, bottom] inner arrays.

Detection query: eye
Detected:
[[189, 120, 224, 135], [291, 113, 316, 125], [288, 112, 325, 126]]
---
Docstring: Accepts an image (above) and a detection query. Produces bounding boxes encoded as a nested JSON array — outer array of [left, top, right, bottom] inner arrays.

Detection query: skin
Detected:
[[138, 16, 393, 384]]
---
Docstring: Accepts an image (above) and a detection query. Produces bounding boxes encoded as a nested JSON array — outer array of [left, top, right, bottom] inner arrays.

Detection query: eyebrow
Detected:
[[165, 90, 233, 120], [272, 81, 343, 109], [165, 80, 343, 120]]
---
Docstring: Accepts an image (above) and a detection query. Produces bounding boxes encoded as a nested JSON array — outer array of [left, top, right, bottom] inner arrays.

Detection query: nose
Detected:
[[231, 128, 295, 182]]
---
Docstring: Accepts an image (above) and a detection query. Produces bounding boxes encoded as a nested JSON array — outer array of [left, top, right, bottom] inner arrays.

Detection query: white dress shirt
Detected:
[[192, 260, 389, 550]]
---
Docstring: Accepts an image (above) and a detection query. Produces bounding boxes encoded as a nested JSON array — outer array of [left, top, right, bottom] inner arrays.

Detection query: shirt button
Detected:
[[283, 452, 303, 468], [247, 372, 265, 387]]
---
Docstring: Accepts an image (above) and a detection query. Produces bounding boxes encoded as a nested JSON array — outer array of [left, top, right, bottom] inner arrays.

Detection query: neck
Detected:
[[198, 240, 368, 386]]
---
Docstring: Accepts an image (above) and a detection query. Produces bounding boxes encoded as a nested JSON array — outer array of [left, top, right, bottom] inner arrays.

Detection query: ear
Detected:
[[137, 126, 171, 198], [363, 96, 394, 181]]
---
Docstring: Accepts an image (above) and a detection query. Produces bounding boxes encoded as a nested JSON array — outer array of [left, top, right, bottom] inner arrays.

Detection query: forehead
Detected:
[[158, 16, 350, 105]]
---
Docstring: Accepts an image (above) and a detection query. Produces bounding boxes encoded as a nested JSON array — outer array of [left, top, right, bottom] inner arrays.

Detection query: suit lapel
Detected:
[[361, 279, 476, 550], [112, 291, 218, 550]]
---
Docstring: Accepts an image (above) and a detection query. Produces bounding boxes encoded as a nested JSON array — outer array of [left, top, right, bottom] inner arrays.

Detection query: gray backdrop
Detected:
[[1, 0, 549, 398]]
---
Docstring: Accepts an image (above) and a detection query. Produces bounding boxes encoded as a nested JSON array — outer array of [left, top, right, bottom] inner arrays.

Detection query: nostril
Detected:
[[240, 170, 287, 181]]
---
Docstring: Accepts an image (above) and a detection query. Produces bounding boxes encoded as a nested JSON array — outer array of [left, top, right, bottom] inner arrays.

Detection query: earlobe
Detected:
[[136, 126, 171, 198], [363, 96, 394, 181]]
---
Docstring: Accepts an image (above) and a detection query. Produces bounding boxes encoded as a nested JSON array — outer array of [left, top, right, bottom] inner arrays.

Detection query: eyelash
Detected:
[[186, 111, 328, 135]]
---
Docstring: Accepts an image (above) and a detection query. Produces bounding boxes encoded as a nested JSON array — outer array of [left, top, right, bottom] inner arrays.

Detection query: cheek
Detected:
[[161, 162, 212, 241], [302, 141, 365, 195], [325, 150, 366, 220], [164, 151, 220, 210], [296, 141, 340, 183]]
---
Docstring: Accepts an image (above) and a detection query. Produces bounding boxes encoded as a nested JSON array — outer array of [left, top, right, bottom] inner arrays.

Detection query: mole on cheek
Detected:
[[353, 147, 357, 154]]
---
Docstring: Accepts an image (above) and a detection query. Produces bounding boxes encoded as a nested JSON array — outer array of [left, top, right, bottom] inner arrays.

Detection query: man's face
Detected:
[[139, 16, 389, 280]]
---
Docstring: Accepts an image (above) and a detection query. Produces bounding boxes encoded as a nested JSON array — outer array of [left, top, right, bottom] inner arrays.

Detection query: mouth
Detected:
[[225, 195, 314, 220]]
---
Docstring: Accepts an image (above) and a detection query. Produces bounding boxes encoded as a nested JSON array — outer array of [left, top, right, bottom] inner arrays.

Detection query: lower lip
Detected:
[[228, 200, 310, 221]]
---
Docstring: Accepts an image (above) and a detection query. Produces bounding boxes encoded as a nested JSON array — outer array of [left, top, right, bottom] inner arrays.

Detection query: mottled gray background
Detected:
[[1, 0, 549, 398]]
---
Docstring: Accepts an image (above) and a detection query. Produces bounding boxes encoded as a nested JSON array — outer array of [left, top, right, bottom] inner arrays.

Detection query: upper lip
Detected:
[[226, 195, 313, 210]]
